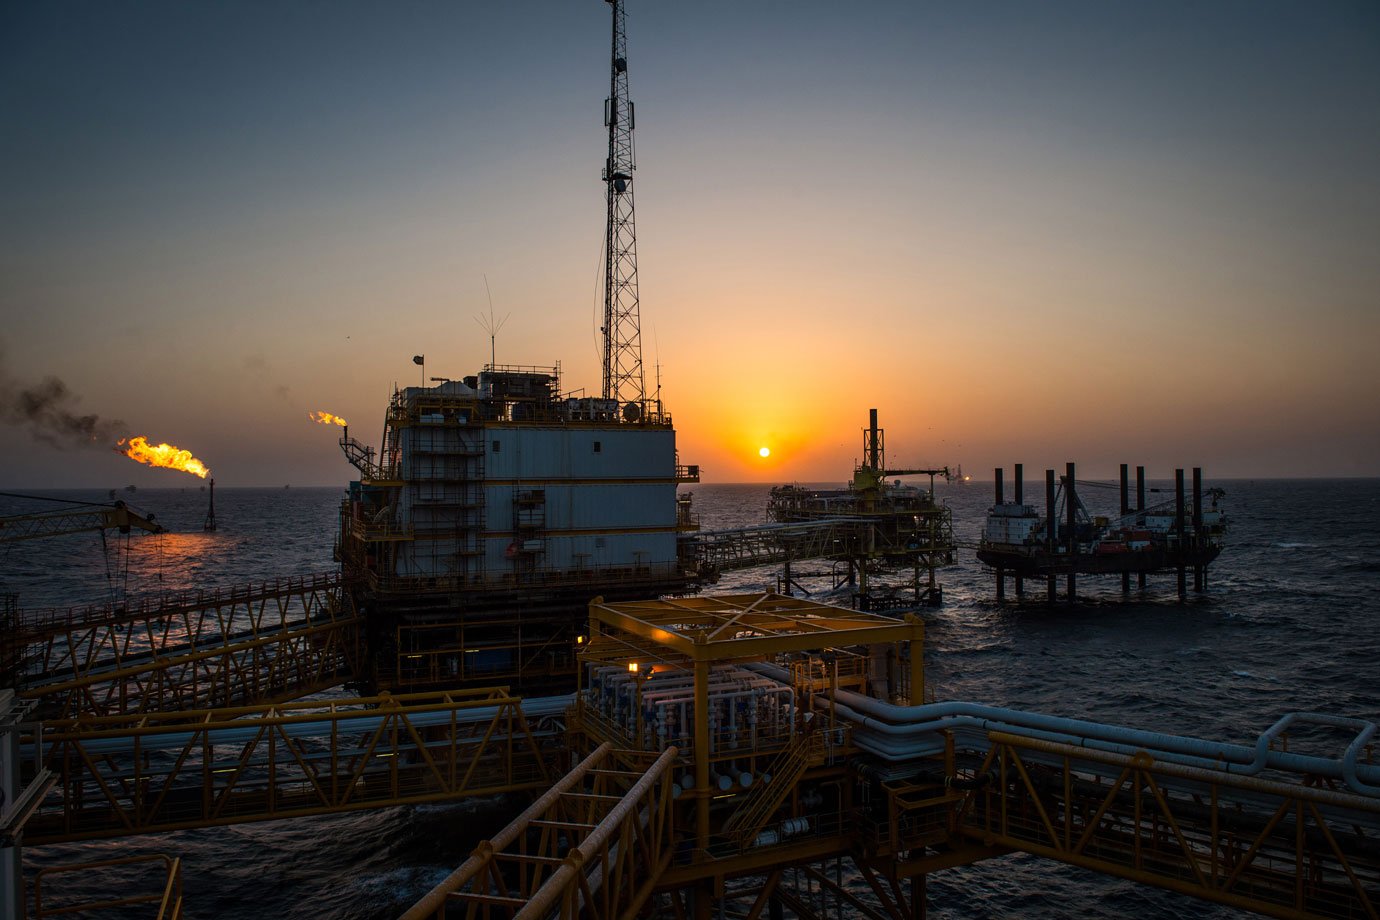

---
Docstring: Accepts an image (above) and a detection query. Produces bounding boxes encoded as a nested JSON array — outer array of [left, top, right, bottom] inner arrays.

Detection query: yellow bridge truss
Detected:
[[402, 742, 679, 920], [6, 573, 359, 717], [956, 732, 1380, 920], [22, 688, 554, 844]]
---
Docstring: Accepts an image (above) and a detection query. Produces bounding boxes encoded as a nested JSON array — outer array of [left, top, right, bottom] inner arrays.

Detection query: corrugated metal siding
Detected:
[[483, 426, 674, 480], [388, 418, 681, 576], [541, 483, 676, 530], [481, 532, 676, 570]]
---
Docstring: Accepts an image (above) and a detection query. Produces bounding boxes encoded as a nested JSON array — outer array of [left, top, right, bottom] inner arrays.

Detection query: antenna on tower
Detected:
[[653, 327, 662, 418], [475, 274, 509, 370], [655, 360, 663, 418], [601, 0, 645, 411]]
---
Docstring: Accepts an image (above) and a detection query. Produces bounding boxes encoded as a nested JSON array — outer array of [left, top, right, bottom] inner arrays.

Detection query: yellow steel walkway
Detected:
[[952, 731, 1380, 920], [401, 742, 679, 920], [21, 688, 554, 844], [5, 573, 359, 717]]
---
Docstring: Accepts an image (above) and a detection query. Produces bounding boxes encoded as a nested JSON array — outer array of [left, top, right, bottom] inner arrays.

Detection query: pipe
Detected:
[[838, 701, 1380, 799], [989, 731, 1380, 815], [58, 694, 576, 757], [835, 692, 1380, 792], [740, 662, 1380, 796], [828, 681, 1380, 780]]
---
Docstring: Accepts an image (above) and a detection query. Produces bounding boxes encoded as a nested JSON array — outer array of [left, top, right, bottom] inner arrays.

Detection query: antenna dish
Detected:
[[622, 402, 641, 422]]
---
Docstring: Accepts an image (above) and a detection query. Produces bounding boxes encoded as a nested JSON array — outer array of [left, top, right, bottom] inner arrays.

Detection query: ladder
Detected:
[[722, 731, 817, 847]]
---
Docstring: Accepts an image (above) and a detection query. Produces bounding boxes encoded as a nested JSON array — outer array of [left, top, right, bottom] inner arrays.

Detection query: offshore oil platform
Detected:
[[979, 462, 1227, 603], [333, 364, 699, 693], [764, 409, 953, 609], [1, 2, 1376, 920]]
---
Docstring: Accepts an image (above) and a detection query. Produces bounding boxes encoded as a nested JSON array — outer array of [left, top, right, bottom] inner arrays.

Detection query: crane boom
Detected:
[[0, 502, 165, 544]]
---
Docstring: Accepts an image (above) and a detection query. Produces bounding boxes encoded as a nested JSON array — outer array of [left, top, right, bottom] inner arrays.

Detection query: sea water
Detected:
[[5, 479, 1379, 918]]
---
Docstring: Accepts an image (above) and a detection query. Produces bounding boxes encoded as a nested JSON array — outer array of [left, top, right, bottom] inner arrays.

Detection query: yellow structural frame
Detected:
[[12, 572, 356, 718], [584, 592, 924, 863], [400, 742, 680, 920], [26, 688, 553, 843], [586, 593, 925, 667]]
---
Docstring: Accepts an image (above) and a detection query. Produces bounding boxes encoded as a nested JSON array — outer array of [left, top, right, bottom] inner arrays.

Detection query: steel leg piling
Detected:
[[1136, 466, 1146, 592]]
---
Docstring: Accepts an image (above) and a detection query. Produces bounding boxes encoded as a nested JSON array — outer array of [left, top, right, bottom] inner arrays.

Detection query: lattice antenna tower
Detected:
[[601, 0, 644, 408]]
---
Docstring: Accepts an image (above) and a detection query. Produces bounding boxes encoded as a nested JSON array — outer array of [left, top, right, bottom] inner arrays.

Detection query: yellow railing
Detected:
[[15, 574, 359, 718], [722, 731, 823, 847], [25, 689, 553, 844], [960, 731, 1380, 920], [401, 743, 679, 920]]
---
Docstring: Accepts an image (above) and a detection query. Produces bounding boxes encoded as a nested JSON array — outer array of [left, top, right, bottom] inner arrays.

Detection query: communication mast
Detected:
[[601, 0, 644, 411]]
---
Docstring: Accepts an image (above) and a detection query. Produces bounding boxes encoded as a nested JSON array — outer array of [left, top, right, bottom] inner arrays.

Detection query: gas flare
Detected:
[[118, 436, 211, 478], [309, 411, 348, 427]]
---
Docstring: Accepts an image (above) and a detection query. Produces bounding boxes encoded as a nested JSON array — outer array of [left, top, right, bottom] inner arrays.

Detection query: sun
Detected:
[[759, 447, 771, 458]]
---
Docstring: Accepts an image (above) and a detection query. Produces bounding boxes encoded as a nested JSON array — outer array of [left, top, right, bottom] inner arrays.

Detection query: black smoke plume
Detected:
[[0, 346, 126, 448]]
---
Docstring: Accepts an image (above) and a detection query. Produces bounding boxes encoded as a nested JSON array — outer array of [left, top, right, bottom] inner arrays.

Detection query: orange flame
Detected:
[[118, 436, 211, 478], [309, 411, 348, 427]]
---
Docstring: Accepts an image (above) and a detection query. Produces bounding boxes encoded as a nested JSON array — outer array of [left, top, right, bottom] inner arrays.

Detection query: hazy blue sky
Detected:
[[2, 1, 1377, 485]]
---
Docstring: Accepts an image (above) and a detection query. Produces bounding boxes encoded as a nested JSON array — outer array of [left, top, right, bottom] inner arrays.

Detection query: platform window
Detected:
[[593, 441, 602, 453], [492, 440, 501, 453]]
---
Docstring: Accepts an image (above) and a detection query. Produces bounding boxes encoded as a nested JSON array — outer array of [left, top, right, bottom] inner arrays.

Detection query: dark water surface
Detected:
[[6, 479, 1379, 918]]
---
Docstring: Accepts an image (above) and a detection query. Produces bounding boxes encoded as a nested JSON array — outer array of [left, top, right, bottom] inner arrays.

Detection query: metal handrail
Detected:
[[10, 571, 345, 637]]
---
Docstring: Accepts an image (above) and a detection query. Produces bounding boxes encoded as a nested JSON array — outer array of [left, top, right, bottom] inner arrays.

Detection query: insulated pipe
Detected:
[[640, 679, 768, 707], [740, 662, 1380, 794], [63, 695, 575, 757], [1347, 723, 1379, 796], [988, 731, 1380, 815], [839, 697, 1380, 794], [828, 696, 1380, 793], [828, 680, 1370, 775]]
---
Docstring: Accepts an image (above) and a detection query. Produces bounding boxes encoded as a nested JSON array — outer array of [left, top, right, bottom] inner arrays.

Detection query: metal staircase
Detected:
[[722, 731, 818, 847]]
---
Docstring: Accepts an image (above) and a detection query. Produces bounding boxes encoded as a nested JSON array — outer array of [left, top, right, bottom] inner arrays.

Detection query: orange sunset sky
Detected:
[[2, 1, 1378, 487]]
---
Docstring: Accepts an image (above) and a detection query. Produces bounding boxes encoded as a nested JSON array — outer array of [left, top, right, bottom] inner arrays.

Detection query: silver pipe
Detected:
[[736, 663, 1380, 796]]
